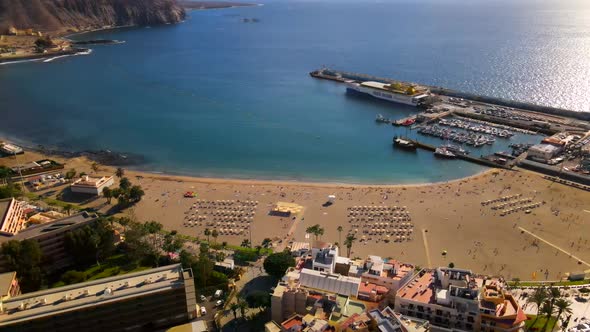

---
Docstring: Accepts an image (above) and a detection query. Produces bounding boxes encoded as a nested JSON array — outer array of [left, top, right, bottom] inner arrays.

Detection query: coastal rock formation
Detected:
[[0, 0, 186, 33]]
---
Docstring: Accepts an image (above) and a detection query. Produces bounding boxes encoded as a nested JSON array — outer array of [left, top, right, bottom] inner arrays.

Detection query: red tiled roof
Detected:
[[359, 282, 389, 295]]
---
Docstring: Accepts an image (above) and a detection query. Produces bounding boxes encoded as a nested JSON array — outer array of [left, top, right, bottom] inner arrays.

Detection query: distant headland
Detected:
[[0, 0, 254, 64]]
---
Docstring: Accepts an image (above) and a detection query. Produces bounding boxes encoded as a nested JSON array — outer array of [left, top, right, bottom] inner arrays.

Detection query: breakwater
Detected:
[[406, 139, 512, 170], [310, 69, 590, 122]]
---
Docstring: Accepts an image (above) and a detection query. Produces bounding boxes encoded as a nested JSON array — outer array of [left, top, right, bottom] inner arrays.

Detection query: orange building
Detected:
[[0, 198, 26, 236]]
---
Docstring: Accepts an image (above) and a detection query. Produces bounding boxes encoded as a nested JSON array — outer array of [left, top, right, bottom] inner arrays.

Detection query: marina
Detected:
[[310, 67, 590, 182]]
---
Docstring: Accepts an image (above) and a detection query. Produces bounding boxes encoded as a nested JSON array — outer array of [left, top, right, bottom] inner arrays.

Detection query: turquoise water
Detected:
[[0, 0, 587, 183]]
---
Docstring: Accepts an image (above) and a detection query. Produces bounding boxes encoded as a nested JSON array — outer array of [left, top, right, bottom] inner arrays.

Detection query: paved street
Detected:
[[511, 286, 590, 330]]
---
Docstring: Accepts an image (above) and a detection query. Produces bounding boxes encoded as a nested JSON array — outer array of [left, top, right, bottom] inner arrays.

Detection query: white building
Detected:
[[528, 144, 562, 163], [71, 175, 114, 195]]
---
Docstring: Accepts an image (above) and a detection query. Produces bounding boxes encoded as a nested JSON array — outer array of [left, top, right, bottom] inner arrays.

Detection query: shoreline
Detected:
[[3, 143, 590, 280]]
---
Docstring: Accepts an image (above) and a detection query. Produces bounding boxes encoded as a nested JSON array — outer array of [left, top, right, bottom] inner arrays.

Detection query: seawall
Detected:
[[311, 69, 590, 122]]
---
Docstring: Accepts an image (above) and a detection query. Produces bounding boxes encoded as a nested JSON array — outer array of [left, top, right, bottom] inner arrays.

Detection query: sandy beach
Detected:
[[2, 150, 589, 280]]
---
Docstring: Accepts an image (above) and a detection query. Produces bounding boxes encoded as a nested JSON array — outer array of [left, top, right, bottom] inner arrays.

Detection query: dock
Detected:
[[403, 139, 512, 169]]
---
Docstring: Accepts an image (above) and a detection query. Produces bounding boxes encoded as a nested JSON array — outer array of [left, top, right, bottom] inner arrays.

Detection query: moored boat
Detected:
[[393, 136, 417, 150], [434, 147, 456, 158]]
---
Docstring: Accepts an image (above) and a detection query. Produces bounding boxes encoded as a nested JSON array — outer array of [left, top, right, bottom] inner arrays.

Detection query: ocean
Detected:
[[0, 0, 587, 183]]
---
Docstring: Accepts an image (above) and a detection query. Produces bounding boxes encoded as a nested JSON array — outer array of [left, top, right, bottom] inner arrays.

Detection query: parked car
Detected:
[[215, 300, 223, 307], [200, 306, 207, 315], [214, 289, 223, 298], [200, 295, 207, 302]]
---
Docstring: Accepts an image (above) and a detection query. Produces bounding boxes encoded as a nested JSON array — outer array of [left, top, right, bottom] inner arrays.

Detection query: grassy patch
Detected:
[[42, 198, 82, 210], [52, 254, 152, 288], [525, 315, 557, 331], [509, 279, 590, 287]]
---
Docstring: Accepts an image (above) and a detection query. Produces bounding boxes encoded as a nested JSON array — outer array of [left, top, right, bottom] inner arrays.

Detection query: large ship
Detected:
[[346, 80, 429, 106]]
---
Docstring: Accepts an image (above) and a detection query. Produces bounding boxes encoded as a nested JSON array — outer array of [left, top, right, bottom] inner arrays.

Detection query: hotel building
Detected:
[[395, 268, 526, 332], [0, 264, 196, 332], [0, 198, 26, 236], [0, 212, 100, 273]]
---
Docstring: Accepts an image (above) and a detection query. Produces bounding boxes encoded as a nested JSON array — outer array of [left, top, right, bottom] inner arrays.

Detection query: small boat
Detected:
[[376, 114, 390, 123], [401, 118, 416, 126], [441, 144, 468, 155], [393, 136, 417, 150], [434, 147, 456, 159]]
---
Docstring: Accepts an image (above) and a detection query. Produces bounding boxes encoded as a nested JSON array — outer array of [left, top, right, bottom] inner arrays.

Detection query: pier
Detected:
[[310, 68, 590, 122], [403, 139, 512, 169]]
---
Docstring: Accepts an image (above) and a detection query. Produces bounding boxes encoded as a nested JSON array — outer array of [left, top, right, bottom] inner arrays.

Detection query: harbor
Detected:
[[311, 68, 590, 183]]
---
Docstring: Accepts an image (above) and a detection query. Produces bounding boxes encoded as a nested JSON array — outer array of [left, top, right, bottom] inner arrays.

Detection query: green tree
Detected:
[[337, 226, 343, 245], [344, 233, 357, 258], [246, 290, 271, 310], [63, 204, 73, 216], [129, 185, 144, 202], [448, 262, 455, 268], [163, 233, 185, 253], [115, 167, 125, 178], [0, 166, 12, 184], [91, 162, 99, 172], [263, 252, 295, 279], [261, 238, 272, 248], [204, 228, 211, 243], [65, 168, 76, 180], [528, 288, 548, 326], [0, 183, 22, 199], [1, 239, 43, 292], [64, 219, 115, 267], [211, 229, 219, 245], [119, 177, 131, 191], [553, 298, 572, 332], [238, 298, 248, 318], [61, 270, 87, 285], [540, 301, 555, 332], [123, 221, 159, 267], [102, 187, 113, 204], [230, 302, 239, 321], [240, 239, 251, 248], [306, 224, 325, 241], [34, 36, 54, 48]]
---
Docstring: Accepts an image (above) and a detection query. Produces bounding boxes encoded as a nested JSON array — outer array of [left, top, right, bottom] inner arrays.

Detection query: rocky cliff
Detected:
[[0, 0, 186, 33]]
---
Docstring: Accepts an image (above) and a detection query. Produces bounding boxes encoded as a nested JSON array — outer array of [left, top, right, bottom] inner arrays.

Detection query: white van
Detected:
[[214, 289, 223, 298]]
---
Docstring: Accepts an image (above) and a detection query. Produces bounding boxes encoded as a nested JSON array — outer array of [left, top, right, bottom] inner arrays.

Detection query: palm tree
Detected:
[[102, 187, 113, 204], [238, 298, 248, 319], [542, 287, 561, 331], [63, 204, 73, 216], [211, 229, 219, 245], [204, 228, 211, 243], [230, 302, 239, 321], [344, 233, 357, 258], [540, 301, 555, 332], [115, 167, 125, 178], [91, 162, 99, 173], [552, 298, 572, 332], [317, 226, 324, 240], [337, 226, 343, 244], [529, 288, 548, 315]]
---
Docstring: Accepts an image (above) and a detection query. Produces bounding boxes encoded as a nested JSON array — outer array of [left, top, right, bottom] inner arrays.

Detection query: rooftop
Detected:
[[72, 175, 113, 188], [397, 271, 435, 304], [0, 264, 188, 326], [0, 212, 98, 242], [299, 268, 360, 297], [0, 199, 12, 222], [281, 314, 304, 331], [0, 272, 16, 298]]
